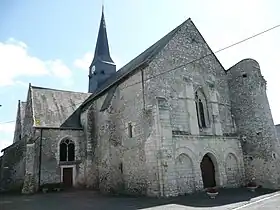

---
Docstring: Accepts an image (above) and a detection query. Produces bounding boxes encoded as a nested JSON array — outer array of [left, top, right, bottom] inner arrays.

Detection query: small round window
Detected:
[[101, 70, 105, 74]]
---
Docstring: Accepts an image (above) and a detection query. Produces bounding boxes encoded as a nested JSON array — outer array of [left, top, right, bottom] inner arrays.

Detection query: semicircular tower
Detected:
[[227, 58, 280, 189]]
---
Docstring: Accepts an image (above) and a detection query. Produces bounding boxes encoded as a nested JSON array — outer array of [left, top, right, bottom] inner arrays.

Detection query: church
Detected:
[[1, 8, 280, 196]]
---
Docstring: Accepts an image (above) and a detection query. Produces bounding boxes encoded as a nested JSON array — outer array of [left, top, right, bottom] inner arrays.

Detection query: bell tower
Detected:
[[88, 6, 116, 93]]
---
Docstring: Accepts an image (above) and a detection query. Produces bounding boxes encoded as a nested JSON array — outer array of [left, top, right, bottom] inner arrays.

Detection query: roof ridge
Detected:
[[31, 85, 91, 95], [81, 18, 191, 109]]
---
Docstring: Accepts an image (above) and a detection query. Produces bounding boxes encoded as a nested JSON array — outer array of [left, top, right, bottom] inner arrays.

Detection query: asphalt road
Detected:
[[0, 188, 279, 210], [230, 192, 280, 210]]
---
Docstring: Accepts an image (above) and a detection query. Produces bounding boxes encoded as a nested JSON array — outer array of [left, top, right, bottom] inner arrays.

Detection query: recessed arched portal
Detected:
[[200, 154, 216, 188]]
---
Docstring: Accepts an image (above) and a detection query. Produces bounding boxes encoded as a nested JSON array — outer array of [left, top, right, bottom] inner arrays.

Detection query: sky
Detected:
[[0, 0, 279, 152]]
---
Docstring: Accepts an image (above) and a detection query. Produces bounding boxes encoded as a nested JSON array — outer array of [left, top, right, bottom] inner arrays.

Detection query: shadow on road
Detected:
[[0, 187, 278, 210]]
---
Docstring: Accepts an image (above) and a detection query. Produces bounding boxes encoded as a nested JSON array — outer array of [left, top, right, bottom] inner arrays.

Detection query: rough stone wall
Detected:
[[38, 128, 86, 187], [13, 101, 26, 143], [80, 104, 100, 189], [142, 19, 235, 138], [87, 18, 243, 197], [141, 97, 244, 197], [227, 59, 280, 189], [13, 101, 22, 143], [84, 19, 246, 197], [276, 125, 280, 140], [22, 86, 35, 142], [116, 72, 148, 195], [138, 19, 239, 196], [0, 140, 26, 192], [85, 70, 148, 195], [173, 135, 245, 191], [20, 102, 27, 134], [22, 141, 38, 194]]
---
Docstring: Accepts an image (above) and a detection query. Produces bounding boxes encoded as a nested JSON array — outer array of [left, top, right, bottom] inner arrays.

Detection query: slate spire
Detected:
[[88, 6, 116, 93], [91, 5, 114, 65]]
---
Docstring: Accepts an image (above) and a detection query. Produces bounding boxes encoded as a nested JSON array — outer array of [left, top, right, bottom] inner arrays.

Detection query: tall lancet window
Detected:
[[195, 90, 209, 128], [60, 139, 75, 162]]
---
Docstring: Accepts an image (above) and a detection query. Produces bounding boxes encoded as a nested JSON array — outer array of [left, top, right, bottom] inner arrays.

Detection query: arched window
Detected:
[[59, 139, 75, 162], [195, 89, 208, 128]]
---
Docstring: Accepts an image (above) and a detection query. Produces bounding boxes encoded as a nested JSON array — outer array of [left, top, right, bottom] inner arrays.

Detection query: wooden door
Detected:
[[200, 155, 216, 188], [63, 168, 73, 187]]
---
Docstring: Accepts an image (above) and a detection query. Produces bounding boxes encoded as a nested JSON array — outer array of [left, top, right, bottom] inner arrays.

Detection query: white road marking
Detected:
[[232, 191, 280, 209]]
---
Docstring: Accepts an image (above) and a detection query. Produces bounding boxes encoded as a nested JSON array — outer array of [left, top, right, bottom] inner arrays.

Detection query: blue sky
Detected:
[[0, 0, 279, 151]]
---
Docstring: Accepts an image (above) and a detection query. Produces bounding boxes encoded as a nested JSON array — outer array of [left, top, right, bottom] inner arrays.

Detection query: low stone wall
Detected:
[[0, 140, 26, 193]]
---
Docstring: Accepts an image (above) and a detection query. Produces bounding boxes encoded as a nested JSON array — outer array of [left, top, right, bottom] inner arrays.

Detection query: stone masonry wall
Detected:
[[86, 70, 148, 195], [227, 59, 280, 189], [117, 72, 148, 195], [142, 19, 235, 138], [0, 140, 26, 192], [276, 125, 280, 140], [84, 18, 245, 197], [38, 128, 86, 187], [22, 86, 35, 143], [80, 103, 100, 189], [142, 96, 244, 197], [173, 135, 245, 192], [138, 19, 239, 196], [13, 101, 22, 143]]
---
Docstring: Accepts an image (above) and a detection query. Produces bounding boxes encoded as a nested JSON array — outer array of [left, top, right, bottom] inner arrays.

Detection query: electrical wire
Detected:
[[0, 24, 279, 125]]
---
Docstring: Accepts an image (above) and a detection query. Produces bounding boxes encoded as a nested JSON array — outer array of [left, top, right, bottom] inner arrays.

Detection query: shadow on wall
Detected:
[[0, 141, 26, 193]]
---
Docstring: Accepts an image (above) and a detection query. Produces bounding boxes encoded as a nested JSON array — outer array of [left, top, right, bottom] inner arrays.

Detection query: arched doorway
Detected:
[[200, 154, 216, 188]]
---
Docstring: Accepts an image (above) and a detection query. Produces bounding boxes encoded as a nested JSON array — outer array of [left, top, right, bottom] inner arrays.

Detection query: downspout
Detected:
[[38, 128, 43, 189]]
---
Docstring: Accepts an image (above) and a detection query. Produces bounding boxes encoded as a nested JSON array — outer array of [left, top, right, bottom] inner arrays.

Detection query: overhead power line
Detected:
[[0, 24, 279, 125]]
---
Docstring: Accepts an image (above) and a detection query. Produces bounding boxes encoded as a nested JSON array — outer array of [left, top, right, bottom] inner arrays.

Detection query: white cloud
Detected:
[[196, 1, 280, 124], [74, 52, 124, 71], [73, 52, 93, 71], [0, 38, 73, 87], [0, 122, 15, 133], [0, 122, 15, 154]]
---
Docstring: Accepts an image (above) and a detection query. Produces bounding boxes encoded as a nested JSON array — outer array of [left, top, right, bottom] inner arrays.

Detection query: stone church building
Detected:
[[1, 9, 280, 196]]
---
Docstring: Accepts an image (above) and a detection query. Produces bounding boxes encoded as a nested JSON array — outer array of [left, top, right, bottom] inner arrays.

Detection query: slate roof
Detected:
[[90, 7, 114, 67], [31, 86, 91, 127], [81, 18, 191, 110]]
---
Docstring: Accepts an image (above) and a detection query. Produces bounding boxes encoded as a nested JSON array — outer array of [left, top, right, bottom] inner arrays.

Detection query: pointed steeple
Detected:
[[88, 6, 116, 93], [91, 6, 114, 66]]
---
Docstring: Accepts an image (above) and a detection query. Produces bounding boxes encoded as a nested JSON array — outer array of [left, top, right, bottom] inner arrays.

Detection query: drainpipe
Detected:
[[38, 128, 43, 189]]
